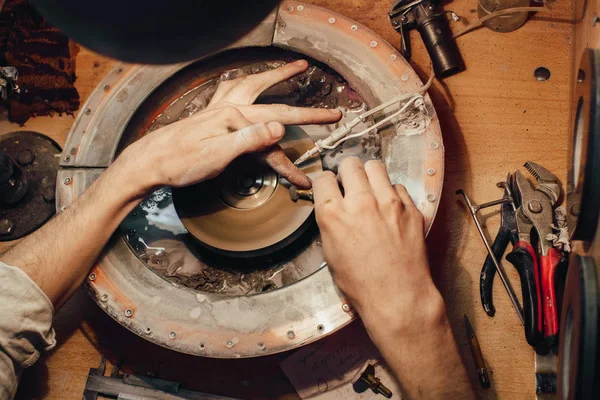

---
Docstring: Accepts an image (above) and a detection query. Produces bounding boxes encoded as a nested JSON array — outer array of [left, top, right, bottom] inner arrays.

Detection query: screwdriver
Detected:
[[464, 314, 491, 389]]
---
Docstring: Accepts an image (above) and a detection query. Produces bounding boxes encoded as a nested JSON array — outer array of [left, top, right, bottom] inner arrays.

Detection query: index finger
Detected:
[[313, 171, 343, 209], [220, 60, 309, 105]]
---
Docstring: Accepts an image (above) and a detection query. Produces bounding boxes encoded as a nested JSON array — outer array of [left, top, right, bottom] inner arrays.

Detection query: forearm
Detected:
[[360, 283, 476, 399], [1, 148, 151, 309]]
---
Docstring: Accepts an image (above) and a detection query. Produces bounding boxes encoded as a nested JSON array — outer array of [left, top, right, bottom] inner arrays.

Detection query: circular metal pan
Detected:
[[57, 0, 444, 358]]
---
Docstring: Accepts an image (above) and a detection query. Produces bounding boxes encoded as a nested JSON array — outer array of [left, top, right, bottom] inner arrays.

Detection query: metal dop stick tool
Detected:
[[456, 189, 525, 324]]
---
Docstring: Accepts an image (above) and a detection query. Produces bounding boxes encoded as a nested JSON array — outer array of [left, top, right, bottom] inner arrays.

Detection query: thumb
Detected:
[[232, 121, 285, 156]]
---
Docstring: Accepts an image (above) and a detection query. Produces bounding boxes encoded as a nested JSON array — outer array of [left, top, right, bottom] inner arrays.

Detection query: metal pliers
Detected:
[[511, 162, 562, 345]]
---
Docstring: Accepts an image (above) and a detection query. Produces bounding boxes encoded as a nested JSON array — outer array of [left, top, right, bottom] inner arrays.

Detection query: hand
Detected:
[[313, 157, 441, 322], [313, 158, 474, 399], [122, 60, 341, 191]]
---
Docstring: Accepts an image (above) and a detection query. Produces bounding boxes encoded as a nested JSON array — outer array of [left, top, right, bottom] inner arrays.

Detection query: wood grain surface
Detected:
[[0, 0, 574, 399]]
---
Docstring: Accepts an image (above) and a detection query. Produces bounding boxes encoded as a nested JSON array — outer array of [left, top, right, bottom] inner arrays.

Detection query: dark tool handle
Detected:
[[540, 247, 562, 344], [417, 15, 464, 78], [480, 226, 512, 317], [506, 242, 543, 346]]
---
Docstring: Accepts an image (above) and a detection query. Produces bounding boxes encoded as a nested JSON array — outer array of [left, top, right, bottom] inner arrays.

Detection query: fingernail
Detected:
[[329, 109, 341, 115], [267, 121, 284, 139], [293, 60, 307, 67]]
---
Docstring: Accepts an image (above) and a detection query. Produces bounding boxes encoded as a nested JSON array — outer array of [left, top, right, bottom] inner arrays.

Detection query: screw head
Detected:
[[351, 25, 358, 31], [103, 84, 110, 91], [297, 5, 304, 11], [70, 147, 77, 155], [534, 67, 551, 82], [0, 219, 14, 235], [390, 54, 397, 61], [287, 330, 296, 339], [427, 168, 436, 176], [328, 17, 336, 23], [199, 343, 206, 350], [528, 200, 543, 213], [63, 155, 71, 162], [125, 309, 133, 317], [570, 203, 581, 216], [431, 142, 439, 149], [169, 331, 176, 339], [317, 324, 325, 333], [258, 342, 266, 350], [117, 67, 123, 73], [100, 294, 108, 302], [370, 41, 378, 47], [226, 340, 234, 347], [89, 272, 96, 281], [427, 194, 436, 202], [342, 303, 351, 312], [17, 149, 34, 166], [84, 108, 91, 115], [63, 177, 72, 185], [144, 327, 152, 335]]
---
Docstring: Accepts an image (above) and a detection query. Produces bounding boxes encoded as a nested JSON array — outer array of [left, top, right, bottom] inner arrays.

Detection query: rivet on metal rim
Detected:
[[370, 41, 378, 47], [351, 25, 358, 31], [287, 330, 296, 339], [125, 309, 133, 317], [63, 177, 72, 185], [144, 327, 152, 335], [100, 294, 108, 302], [226, 340, 234, 348], [287, 5, 293, 11], [169, 331, 176, 339], [401, 74, 409, 81], [103, 84, 110, 91], [63, 155, 71, 162], [427, 194, 436, 202], [69, 147, 77, 155], [89, 272, 96, 281], [84, 108, 91, 115], [297, 5, 304, 11], [342, 303, 351, 312], [328, 17, 336, 23], [60, 206, 67, 212], [534, 67, 551, 82], [317, 324, 325, 333], [427, 168, 436, 176], [431, 142, 439, 149], [258, 342, 266, 350], [390, 54, 397, 61], [199, 343, 206, 350]]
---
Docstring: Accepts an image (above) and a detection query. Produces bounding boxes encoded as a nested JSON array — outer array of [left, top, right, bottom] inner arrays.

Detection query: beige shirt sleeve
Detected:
[[0, 261, 56, 400]]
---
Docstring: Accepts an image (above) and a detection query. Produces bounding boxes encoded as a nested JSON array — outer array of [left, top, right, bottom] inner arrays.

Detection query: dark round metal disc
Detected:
[[0, 131, 61, 241]]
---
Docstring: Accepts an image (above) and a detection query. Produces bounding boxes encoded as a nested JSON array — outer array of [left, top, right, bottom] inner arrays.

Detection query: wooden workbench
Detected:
[[1, 0, 574, 398]]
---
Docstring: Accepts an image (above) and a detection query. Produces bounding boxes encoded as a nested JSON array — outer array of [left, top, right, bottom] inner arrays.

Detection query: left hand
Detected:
[[121, 60, 341, 191]]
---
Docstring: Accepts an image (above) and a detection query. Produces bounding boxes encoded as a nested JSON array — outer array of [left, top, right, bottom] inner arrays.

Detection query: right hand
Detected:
[[312, 157, 444, 325]]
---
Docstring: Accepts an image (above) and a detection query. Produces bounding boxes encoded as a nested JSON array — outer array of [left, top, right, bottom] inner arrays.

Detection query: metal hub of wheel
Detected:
[[57, 1, 444, 358], [173, 127, 322, 256]]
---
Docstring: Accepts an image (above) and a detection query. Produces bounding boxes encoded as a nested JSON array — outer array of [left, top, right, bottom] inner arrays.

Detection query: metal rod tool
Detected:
[[456, 189, 525, 325]]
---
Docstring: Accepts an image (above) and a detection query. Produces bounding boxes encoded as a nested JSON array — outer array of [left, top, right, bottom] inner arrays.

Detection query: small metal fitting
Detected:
[[0, 219, 14, 236], [351, 25, 358, 31], [287, 330, 296, 339], [63, 155, 71, 162], [342, 303, 351, 312], [258, 342, 266, 350], [427, 194, 436, 202], [144, 327, 152, 335], [328, 17, 336, 23], [317, 324, 325, 333], [427, 168, 436, 176], [84, 108, 91, 115], [431, 142, 439, 149], [100, 294, 108, 302], [226, 340, 234, 348], [89, 272, 96, 281], [63, 177, 72, 185], [199, 343, 206, 350], [169, 331, 177, 339], [103, 84, 110, 91], [125, 309, 133, 317], [528, 200, 543, 213], [370, 41, 378, 47]]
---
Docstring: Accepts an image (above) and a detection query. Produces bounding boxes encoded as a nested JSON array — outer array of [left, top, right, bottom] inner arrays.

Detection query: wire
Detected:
[[453, 6, 550, 39]]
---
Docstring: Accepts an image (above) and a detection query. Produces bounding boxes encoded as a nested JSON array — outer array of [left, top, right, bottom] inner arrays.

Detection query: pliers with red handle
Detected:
[[510, 162, 562, 346]]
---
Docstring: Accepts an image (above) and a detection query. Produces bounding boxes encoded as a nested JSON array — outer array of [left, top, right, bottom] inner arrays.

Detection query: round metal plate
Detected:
[[58, 0, 444, 358], [173, 127, 322, 255]]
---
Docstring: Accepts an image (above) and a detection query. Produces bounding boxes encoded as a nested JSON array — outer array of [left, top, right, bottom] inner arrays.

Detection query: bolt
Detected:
[[16, 149, 34, 166], [431, 142, 439, 149], [351, 25, 358, 31], [317, 324, 325, 333], [528, 200, 543, 213], [328, 17, 336, 23], [84, 108, 91, 115], [427, 168, 436, 176], [89, 272, 96, 281], [125, 309, 133, 317], [226, 340, 234, 347], [427, 194, 436, 202], [342, 303, 351, 312], [144, 327, 152, 335], [63, 177, 72, 185], [69, 147, 77, 155], [258, 342, 266, 350], [100, 294, 108, 302], [103, 84, 110, 91], [297, 5, 304, 11], [370, 41, 378, 47], [63, 155, 71, 162], [169, 331, 176, 339], [570, 203, 581, 216], [534, 67, 551, 82], [0, 219, 14, 235], [287, 330, 296, 339]]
